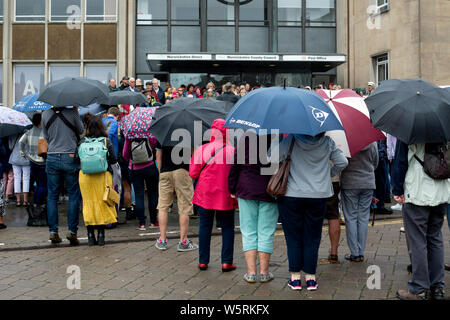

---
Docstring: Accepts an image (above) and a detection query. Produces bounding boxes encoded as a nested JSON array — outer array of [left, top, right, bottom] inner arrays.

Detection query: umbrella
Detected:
[[13, 94, 52, 113], [120, 107, 156, 139], [317, 89, 386, 157], [38, 77, 110, 107], [78, 104, 109, 119], [365, 79, 450, 144], [224, 87, 344, 135], [149, 97, 227, 147], [105, 90, 148, 106], [0, 106, 33, 138]]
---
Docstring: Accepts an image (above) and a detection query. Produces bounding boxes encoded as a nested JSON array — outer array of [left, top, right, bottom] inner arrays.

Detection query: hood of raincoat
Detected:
[[210, 119, 228, 143]]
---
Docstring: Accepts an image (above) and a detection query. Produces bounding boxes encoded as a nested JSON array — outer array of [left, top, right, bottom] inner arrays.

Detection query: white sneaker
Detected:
[[391, 203, 403, 211], [136, 225, 146, 231], [400, 227, 405, 233]]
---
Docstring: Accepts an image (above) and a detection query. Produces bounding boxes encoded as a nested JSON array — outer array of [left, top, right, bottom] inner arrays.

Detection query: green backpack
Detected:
[[78, 137, 108, 174]]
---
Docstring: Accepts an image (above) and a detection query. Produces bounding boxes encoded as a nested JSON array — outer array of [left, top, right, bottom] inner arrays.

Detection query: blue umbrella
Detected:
[[13, 94, 51, 112], [224, 87, 344, 135]]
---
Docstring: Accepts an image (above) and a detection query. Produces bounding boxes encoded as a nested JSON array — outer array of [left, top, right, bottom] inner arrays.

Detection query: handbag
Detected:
[[37, 138, 48, 158], [266, 137, 295, 198], [103, 173, 120, 207]]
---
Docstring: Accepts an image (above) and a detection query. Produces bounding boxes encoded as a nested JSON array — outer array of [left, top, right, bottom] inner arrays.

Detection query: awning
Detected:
[[146, 53, 346, 74]]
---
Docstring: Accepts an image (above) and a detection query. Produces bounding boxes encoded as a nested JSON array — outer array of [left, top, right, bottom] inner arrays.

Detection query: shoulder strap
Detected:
[[45, 110, 58, 132], [198, 144, 227, 177], [45, 109, 80, 142], [286, 136, 296, 161], [414, 154, 424, 167]]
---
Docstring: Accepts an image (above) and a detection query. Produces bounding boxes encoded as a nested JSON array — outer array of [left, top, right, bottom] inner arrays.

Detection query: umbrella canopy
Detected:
[[13, 94, 52, 113], [317, 89, 386, 157], [224, 87, 344, 135], [78, 104, 109, 119], [120, 107, 156, 139], [0, 106, 33, 138], [38, 77, 110, 107], [106, 90, 148, 106], [365, 79, 450, 144], [149, 97, 227, 147]]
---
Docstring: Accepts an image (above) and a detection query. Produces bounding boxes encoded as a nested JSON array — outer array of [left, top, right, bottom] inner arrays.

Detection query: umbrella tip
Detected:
[[283, 79, 286, 90]]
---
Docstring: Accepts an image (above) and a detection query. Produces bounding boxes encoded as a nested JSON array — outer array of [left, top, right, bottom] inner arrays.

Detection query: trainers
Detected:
[[49, 233, 62, 244], [136, 225, 146, 231], [155, 238, 168, 251], [391, 203, 403, 211], [396, 289, 429, 300], [430, 287, 445, 301], [306, 279, 318, 291], [288, 279, 302, 291], [243, 273, 257, 283], [400, 227, 406, 233], [66, 232, 80, 246], [177, 239, 198, 252], [259, 272, 274, 283]]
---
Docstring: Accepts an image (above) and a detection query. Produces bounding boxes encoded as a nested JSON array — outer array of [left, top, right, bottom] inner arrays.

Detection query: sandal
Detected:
[[16, 202, 22, 207], [243, 273, 257, 283], [328, 254, 340, 264], [259, 272, 274, 283]]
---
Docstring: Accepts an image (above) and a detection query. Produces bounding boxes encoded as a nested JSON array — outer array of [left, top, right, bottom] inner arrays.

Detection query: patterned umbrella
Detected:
[[119, 107, 156, 139], [317, 89, 385, 157], [13, 94, 52, 113], [0, 106, 33, 138]]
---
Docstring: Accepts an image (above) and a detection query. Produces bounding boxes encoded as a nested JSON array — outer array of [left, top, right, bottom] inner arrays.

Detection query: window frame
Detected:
[[14, 0, 46, 23], [49, 0, 81, 23], [84, 0, 118, 23], [84, 63, 117, 84], [373, 52, 389, 85], [13, 63, 46, 104], [377, 0, 390, 14], [49, 63, 82, 82]]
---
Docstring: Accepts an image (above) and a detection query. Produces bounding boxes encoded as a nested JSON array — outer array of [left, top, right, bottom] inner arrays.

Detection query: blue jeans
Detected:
[[46, 154, 81, 234], [130, 164, 159, 225], [277, 197, 326, 275], [198, 207, 235, 265]]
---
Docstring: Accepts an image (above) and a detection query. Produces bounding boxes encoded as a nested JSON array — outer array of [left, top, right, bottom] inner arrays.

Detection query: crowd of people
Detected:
[[0, 77, 448, 301]]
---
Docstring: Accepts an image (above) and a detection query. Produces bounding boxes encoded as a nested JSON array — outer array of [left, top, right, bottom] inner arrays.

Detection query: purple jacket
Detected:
[[228, 134, 275, 203]]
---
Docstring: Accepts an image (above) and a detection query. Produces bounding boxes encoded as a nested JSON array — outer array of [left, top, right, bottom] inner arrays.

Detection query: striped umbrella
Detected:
[[317, 89, 385, 157]]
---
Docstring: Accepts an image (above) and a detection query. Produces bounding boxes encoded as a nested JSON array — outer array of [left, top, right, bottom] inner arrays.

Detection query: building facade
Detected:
[[1, 1, 343, 108], [336, 0, 450, 89]]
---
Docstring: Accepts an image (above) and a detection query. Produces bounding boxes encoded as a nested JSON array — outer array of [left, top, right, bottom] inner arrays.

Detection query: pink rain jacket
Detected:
[[189, 119, 237, 211]]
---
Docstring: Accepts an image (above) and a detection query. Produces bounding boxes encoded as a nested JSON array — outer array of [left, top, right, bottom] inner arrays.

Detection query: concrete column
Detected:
[[336, 0, 349, 88], [127, 0, 136, 78], [3, 0, 13, 107], [117, 0, 127, 80]]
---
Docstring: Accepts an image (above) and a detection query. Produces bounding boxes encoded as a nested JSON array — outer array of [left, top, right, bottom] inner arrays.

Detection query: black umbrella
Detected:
[[105, 90, 147, 106], [38, 77, 110, 107], [366, 79, 450, 144], [149, 97, 227, 147]]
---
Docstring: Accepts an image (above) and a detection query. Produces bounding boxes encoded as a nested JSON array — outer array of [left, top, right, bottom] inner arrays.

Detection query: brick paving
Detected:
[[0, 214, 449, 300]]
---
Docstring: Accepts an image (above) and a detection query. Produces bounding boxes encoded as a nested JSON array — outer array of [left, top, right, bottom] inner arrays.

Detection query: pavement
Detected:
[[0, 200, 449, 300]]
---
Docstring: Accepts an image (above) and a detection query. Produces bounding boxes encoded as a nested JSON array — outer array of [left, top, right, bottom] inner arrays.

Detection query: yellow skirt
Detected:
[[79, 171, 117, 226]]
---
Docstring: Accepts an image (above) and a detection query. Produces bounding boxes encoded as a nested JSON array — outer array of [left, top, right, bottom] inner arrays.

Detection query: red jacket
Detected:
[[189, 119, 237, 211]]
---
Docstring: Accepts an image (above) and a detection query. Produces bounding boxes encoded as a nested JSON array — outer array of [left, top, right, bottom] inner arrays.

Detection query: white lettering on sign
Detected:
[[283, 55, 346, 62], [147, 54, 212, 61], [23, 80, 36, 96], [216, 55, 280, 61]]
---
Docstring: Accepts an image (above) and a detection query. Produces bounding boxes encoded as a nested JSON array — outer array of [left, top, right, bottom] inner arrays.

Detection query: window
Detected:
[[137, 0, 167, 25], [86, 0, 117, 22], [207, 0, 234, 25], [207, 26, 235, 52], [239, 27, 269, 53], [0, 0, 3, 22], [51, 0, 81, 22], [171, 26, 201, 52], [377, 0, 389, 13], [85, 64, 116, 85], [14, 65, 45, 103], [49, 64, 80, 81], [239, 0, 269, 26], [0, 64, 3, 105], [305, 27, 335, 53], [171, 0, 200, 25], [306, 0, 336, 27], [374, 53, 389, 85], [136, 26, 168, 73], [15, 0, 46, 22], [278, 0, 302, 26]]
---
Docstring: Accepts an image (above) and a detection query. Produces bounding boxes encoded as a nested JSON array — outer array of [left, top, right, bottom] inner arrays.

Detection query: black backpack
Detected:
[[414, 143, 450, 180]]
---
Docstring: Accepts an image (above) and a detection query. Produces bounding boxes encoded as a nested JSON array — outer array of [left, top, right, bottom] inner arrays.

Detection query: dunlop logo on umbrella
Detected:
[[309, 106, 329, 127]]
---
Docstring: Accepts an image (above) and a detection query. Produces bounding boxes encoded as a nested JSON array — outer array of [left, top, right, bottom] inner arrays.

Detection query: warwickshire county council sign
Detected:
[[147, 54, 346, 63]]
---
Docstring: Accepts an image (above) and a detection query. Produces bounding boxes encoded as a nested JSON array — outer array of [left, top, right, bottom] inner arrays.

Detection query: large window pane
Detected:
[[85, 64, 116, 85], [278, 27, 302, 53], [51, 0, 80, 22], [170, 73, 207, 89], [207, 0, 234, 23], [239, 27, 268, 53], [0, 65, 3, 105], [275, 72, 311, 87], [86, 0, 117, 21], [15, 0, 45, 22], [137, 0, 167, 24], [305, 28, 336, 53], [171, 26, 201, 52], [207, 27, 235, 52], [306, 0, 336, 26], [171, 0, 199, 21], [14, 65, 45, 103], [136, 26, 168, 74], [278, 0, 302, 26], [49, 65, 80, 82], [239, 0, 268, 25]]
